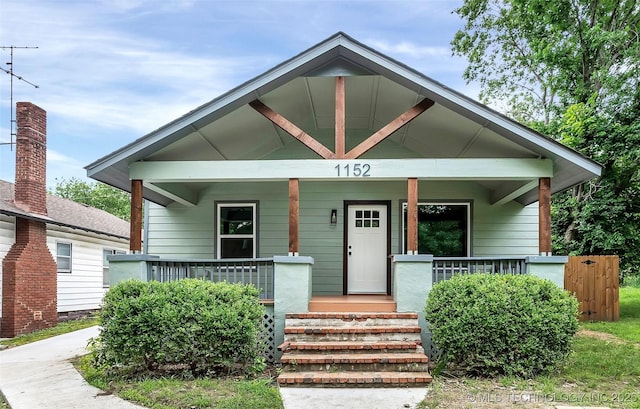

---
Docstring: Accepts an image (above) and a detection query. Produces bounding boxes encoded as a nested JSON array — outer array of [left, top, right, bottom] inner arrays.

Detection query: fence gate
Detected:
[[564, 255, 619, 322]]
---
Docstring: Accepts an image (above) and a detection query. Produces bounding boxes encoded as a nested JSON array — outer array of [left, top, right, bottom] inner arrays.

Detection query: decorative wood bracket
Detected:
[[344, 98, 434, 159], [249, 100, 335, 159], [250, 78, 434, 160]]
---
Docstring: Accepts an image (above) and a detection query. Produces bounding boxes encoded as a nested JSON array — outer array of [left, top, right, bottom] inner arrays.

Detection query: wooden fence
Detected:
[[564, 255, 619, 322]]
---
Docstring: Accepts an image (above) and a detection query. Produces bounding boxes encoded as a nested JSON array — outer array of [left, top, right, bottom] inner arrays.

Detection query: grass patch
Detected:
[[0, 317, 98, 349], [0, 392, 9, 409], [75, 355, 283, 409], [421, 284, 640, 408], [582, 287, 640, 343]]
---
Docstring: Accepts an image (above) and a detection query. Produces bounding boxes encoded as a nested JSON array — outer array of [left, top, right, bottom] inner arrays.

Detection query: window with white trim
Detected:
[[402, 202, 470, 256], [216, 203, 256, 258], [103, 249, 126, 287], [56, 242, 72, 273]]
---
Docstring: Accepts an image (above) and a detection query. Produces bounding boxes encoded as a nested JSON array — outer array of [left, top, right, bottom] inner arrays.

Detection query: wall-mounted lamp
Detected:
[[330, 209, 337, 225]]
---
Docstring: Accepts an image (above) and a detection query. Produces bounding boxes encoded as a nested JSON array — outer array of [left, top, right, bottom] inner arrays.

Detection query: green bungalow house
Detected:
[[86, 32, 601, 386]]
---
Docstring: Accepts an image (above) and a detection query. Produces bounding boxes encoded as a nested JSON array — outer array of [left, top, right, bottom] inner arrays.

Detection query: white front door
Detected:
[[347, 204, 388, 294]]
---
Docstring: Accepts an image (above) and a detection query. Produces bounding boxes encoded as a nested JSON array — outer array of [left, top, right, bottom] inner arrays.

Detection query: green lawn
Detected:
[[0, 317, 98, 349], [75, 354, 284, 409], [581, 286, 640, 343]]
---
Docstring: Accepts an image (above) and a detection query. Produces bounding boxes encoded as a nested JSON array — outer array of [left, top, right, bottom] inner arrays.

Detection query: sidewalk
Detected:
[[0, 326, 144, 409], [0, 326, 429, 409]]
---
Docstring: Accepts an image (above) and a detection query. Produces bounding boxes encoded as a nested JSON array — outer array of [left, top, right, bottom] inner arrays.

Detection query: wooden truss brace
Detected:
[[250, 77, 434, 159]]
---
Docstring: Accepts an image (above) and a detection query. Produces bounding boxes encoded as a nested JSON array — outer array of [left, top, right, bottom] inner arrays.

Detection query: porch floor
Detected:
[[308, 295, 396, 312]]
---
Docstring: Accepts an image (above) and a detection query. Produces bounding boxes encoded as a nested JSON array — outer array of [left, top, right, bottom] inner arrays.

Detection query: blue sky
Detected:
[[0, 0, 476, 189]]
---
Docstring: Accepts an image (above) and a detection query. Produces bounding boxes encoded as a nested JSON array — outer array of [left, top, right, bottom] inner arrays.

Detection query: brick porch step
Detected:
[[285, 312, 418, 327], [280, 352, 430, 372], [277, 371, 433, 387], [283, 326, 422, 342], [286, 312, 418, 319], [278, 311, 431, 387], [279, 340, 424, 353]]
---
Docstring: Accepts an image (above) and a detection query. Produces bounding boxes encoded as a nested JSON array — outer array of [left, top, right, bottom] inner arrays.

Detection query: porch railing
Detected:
[[147, 258, 274, 300], [433, 256, 527, 284]]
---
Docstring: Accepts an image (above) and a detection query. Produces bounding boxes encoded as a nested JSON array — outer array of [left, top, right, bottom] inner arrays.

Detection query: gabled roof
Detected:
[[86, 32, 601, 206], [0, 180, 129, 240]]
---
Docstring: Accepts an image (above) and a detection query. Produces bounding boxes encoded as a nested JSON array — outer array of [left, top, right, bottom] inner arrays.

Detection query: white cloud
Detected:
[[369, 40, 450, 59]]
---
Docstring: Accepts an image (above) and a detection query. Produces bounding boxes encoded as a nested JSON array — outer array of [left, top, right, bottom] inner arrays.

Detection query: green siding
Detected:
[[146, 180, 538, 295]]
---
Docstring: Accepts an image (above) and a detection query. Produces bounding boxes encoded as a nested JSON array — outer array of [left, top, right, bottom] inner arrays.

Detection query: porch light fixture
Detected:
[[330, 209, 337, 225]]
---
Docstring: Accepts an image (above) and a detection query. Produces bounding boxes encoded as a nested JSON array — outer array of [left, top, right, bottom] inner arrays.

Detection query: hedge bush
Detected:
[[424, 274, 579, 377], [91, 279, 266, 377]]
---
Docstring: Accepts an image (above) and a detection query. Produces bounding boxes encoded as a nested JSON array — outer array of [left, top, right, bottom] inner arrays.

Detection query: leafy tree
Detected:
[[452, 0, 640, 276], [52, 177, 130, 221]]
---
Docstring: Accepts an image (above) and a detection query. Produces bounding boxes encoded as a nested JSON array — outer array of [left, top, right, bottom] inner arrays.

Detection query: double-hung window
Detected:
[[216, 203, 257, 258], [56, 242, 72, 273], [402, 202, 470, 256]]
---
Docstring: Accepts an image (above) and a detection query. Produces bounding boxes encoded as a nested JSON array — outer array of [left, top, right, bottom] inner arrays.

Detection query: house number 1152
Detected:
[[335, 163, 371, 177]]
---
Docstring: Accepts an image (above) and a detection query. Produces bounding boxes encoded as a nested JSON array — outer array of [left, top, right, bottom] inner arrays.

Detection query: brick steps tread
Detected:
[[284, 326, 421, 334], [277, 371, 433, 386], [280, 352, 429, 365], [278, 341, 422, 352], [286, 312, 418, 319]]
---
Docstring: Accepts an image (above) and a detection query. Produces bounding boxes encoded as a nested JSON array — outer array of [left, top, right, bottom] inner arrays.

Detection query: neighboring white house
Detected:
[[0, 179, 130, 319]]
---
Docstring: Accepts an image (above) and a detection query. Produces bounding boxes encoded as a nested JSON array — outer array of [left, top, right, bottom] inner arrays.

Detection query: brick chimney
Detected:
[[1, 102, 58, 337]]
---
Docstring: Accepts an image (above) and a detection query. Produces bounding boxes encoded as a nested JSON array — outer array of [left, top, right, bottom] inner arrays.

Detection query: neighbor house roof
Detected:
[[0, 180, 129, 240], [86, 32, 602, 206]]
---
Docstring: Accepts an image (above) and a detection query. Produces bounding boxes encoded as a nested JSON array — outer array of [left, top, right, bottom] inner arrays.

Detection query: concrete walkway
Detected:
[[0, 326, 144, 409], [0, 326, 429, 409]]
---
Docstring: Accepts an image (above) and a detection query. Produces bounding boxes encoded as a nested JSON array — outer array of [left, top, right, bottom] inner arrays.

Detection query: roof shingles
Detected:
[[0, 180, 129, 239]]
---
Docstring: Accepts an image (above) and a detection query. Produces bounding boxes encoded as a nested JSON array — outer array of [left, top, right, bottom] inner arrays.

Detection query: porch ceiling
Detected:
[[146, 76, 537, 163], [86, 32, 601, 207]]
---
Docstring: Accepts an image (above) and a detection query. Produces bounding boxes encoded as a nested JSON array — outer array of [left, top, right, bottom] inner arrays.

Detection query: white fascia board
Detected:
[[129, 158, 553, 182]]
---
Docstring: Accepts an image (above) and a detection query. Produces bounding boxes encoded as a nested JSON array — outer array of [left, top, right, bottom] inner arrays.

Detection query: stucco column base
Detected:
[[108, 254, 159, 285], [273, 256, 314, 360], [392, 254, 433, 351], [526, 255, 568, 289]]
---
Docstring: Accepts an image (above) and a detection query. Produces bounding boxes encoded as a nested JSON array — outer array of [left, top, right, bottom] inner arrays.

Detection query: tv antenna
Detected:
[[1, 46, 39, 150]]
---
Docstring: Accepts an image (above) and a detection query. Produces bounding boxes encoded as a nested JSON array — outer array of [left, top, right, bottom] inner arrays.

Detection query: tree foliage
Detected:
[[452, 0, 640, 275], [52, 177, 130, 221]]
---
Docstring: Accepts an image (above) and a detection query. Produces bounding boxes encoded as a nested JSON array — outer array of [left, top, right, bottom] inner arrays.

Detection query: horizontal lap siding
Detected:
[[146, 182, 289, 258], [473, 201, 539, 256], [48, 228, 129, 312], [0, 215, 17, 316]]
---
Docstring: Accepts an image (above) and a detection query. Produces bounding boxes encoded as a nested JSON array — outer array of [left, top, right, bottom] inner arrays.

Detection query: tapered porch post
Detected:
[[538, 177, 552, 256], [130, 179, 143, 253], [407, 177, 418, 254], [289, 178, 299, 255]]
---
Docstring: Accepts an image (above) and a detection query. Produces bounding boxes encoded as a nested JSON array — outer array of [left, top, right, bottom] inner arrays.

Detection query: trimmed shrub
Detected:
[[91, 279, 265, 377], [425, 274, 579, 377]]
